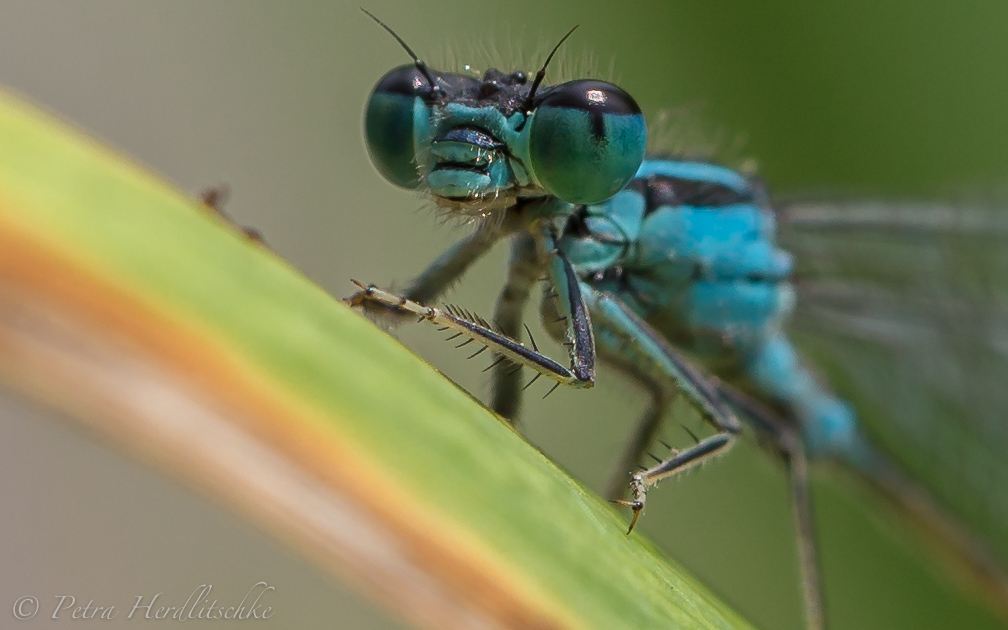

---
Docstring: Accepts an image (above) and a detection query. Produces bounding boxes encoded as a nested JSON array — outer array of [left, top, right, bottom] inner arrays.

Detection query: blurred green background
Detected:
[[2, 2, 1007, 629]]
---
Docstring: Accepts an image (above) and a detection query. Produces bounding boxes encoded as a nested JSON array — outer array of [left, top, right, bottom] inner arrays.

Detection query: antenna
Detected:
[[521, 25, 579, 113], [361, 8, 441, 95]]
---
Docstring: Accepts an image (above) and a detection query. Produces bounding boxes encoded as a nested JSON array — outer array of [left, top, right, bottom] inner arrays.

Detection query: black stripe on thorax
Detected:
[[642, 174, 755, 215]]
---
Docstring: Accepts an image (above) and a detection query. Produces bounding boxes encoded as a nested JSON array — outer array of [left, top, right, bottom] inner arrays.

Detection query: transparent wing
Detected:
[[777, 200, 1008, 569]]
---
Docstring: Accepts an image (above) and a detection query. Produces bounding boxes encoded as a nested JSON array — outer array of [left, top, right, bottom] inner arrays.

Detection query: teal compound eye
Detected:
[[364, 64, 435, 189], [528, 80, 647, 205]]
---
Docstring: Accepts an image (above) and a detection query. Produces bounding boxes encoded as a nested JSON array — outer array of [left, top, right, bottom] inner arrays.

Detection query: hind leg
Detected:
[[542, 284, 742, 530], [603, 388, 674, 502]]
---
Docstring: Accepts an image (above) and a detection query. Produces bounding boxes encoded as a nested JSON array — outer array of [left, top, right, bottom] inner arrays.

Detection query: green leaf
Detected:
[[0, 92, 752, 630]]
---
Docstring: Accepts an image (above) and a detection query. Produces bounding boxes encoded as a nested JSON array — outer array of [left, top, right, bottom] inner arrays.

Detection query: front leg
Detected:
[[347, 232, 597, 391], [489, 228, 601, 422], [536, 229, 596, 387]]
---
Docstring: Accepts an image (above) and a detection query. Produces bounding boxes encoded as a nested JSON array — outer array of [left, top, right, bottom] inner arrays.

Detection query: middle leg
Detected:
[[490, 232, 544, 422]]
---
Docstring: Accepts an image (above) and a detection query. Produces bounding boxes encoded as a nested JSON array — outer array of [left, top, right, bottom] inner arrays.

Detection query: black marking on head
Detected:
[[479, 82, 500, 99], [534, 81, 642, 115], [431, 162, 487, 175], [534, 80, 642, 141], [437, 126, 503, 150], [409, 68, 534, 117], [372, 65, 434, 99]]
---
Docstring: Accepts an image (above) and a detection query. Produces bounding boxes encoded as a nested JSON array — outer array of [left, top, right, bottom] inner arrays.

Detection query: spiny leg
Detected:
[[491, 232, 543, 421], [346, 279, 588, 387], [571, 288, 741, 530], [603, 388, 673, 502], [349, 233, 597, 390], [623, 433, 735, 533], [718, 382, 825, 630]]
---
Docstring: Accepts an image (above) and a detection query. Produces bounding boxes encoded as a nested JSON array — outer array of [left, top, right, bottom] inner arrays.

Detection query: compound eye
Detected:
[[528, 80, 646, 204], [364, 65, 433, 188]]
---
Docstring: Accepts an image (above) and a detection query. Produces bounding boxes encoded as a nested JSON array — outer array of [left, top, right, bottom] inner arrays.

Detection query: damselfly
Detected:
[[348, 11, 1008, 630]]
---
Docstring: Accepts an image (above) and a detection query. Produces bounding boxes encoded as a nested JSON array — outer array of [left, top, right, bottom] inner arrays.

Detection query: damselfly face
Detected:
[[363, 64, 647, 214]]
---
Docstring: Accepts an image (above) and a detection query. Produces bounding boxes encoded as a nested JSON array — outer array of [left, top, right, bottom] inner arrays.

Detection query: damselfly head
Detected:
[[363, 12, 647, 216]]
